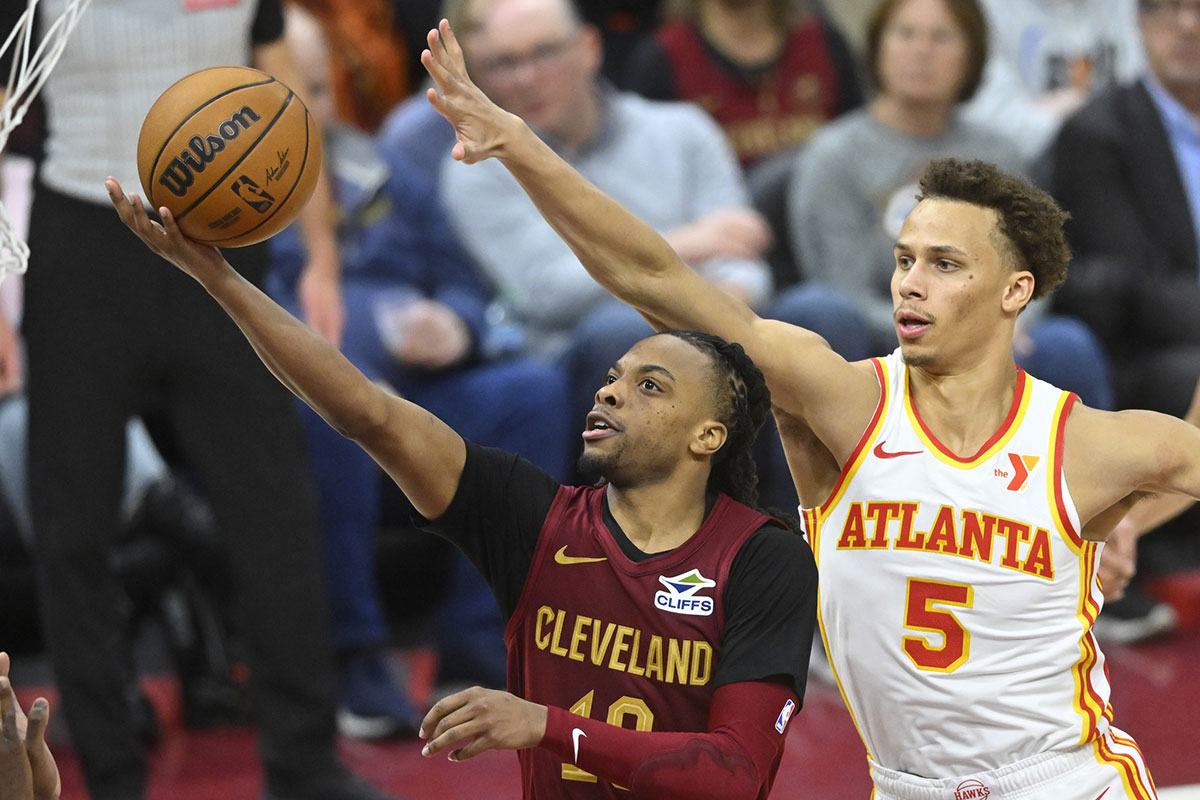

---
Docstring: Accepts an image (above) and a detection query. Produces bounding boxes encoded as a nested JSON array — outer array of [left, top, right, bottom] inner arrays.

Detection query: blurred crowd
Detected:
[[0, 0, 1196, 796]]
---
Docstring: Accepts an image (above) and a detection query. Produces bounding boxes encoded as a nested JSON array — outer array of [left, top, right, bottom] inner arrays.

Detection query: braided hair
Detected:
[[661, 330, 772, 510], [659, 331, 803, 540]]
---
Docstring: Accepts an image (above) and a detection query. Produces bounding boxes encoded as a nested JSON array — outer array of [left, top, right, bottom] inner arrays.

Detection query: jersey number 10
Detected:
[[561, 689, 655, 785]]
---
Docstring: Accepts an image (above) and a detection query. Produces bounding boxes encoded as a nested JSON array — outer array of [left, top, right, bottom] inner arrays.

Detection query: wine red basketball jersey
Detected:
[[505, 484, 772, 798]]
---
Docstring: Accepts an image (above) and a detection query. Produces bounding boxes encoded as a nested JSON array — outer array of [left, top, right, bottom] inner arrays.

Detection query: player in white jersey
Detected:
[[415, 20, 1199, 797], [810, 353, 1151, 797]]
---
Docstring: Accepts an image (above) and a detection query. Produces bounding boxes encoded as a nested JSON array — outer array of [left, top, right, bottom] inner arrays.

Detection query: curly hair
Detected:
[[917, 158, 1072, 300]]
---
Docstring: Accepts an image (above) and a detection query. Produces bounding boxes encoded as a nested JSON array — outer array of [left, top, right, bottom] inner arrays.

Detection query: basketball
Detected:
[[136, 66, 321, 247]]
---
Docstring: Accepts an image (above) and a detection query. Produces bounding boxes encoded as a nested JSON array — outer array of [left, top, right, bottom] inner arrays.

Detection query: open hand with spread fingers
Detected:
[[421, 20, 522, 165], [105, 177, 231, 284], [419, 686, 547, 762]]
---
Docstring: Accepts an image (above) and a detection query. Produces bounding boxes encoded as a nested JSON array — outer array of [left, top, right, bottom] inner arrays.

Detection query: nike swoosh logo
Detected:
[[873, 441, 922, 459], [555, 545, 607, 565], [1094, 790, 1110, 800], [572, 727, 587, 763]]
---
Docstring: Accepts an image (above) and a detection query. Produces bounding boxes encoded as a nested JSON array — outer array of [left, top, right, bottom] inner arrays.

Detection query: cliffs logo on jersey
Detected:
[[955, 779, 990, 799], [655, 569, 715, 616]]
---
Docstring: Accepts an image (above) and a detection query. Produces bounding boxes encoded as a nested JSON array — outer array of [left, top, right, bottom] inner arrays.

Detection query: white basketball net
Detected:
[[0, 0, 92, 280]]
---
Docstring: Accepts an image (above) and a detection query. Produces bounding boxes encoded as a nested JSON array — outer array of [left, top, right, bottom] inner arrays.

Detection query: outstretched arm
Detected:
[[419, 680, 796, 800], [1067, 394, 1200, 537], [420, 21, 879, 455], [1093, 379, 1200, 597], [105, 180, 465, 520]]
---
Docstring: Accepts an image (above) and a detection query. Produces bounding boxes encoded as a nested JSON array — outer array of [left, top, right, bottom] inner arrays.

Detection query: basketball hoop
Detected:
[[0, 0, 92, 280]]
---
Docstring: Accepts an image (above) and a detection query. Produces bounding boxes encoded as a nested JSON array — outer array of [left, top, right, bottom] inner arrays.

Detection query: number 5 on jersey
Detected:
[[902, 578, 973, 672]]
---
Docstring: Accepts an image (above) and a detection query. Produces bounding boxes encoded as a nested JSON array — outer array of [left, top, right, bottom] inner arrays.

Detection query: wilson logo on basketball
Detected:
[[156, 106, 263, 197], [954, 779, 990, 800]]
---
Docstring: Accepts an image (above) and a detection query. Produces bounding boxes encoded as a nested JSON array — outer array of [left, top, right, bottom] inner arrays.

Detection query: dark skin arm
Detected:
[[104, 179, 465, 520], [420, 21, 880, 467]]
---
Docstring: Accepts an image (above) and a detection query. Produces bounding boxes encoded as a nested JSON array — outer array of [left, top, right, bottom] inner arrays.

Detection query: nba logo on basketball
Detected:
[[954, 779, 990, 799]]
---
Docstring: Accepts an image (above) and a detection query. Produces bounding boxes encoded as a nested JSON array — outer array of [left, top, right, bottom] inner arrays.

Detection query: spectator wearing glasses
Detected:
[[438, 0, 776, 459]]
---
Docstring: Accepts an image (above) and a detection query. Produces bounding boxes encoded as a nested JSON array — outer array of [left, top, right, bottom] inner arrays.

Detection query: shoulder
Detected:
[[1062, 402, 1196, 513], [733, 523, 816, 585]]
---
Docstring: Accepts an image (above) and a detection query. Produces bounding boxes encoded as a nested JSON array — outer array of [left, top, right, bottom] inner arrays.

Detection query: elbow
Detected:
[[328, 386, 391, 443]]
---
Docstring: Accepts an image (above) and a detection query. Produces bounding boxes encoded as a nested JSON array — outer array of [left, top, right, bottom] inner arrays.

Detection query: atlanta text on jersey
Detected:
[[835, 501, 1055, 580]]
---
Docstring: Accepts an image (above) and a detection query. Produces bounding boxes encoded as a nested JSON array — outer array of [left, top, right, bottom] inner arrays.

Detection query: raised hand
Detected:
[[421, 20, 522, 165], [419, 686, 547, 762]]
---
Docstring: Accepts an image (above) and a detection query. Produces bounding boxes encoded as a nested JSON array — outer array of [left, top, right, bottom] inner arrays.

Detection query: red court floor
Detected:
[[12, 602, 1200, 800]]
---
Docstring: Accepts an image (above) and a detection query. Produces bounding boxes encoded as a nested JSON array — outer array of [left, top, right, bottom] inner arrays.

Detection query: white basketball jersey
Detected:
[[806, 350, 1111, 777]]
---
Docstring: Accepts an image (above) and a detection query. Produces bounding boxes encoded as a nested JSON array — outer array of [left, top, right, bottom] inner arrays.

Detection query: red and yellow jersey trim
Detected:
[[1049, 392, 1084, 550], [815, 589, 875, 763], [905, 367, 1031, 469], [1093, 730, 1158, 800], [810, 359, 888, 761], [1045, 391, 1110, 744], [816, 358, 889, 525]]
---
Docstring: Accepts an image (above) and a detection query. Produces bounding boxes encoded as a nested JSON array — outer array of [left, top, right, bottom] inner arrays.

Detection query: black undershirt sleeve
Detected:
[[713, 526, 818, 702], [415, 441, 561, 619], [251, 0, 285, 46]]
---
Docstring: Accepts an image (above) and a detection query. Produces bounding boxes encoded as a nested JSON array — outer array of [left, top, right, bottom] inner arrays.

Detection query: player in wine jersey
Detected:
[[416, 18, 1200, 798], [103, 179, 817, 798]]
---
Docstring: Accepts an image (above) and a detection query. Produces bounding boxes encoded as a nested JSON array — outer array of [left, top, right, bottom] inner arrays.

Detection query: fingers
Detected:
[[423, 30, 453, 90], [438, 19, 465, 65], [23, 700, 47, 756], [447, 734, 490, 762], [0, 678, 19, 748], [0, 652, 10, 679], [420, 687, 493, 759], [423, 718, 485, 761], [419, 689, 470, 742], [25, 697, 59, 800]]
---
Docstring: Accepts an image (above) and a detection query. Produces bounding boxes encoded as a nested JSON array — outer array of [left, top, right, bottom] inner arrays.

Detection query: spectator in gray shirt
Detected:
[[441, 0, 868, 491], [789, 0, 1114, 410]]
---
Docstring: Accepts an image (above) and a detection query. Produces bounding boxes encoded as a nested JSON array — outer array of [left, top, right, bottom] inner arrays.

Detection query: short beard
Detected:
[[576, 450, 617, 487], [901, 350, 934, 367]]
